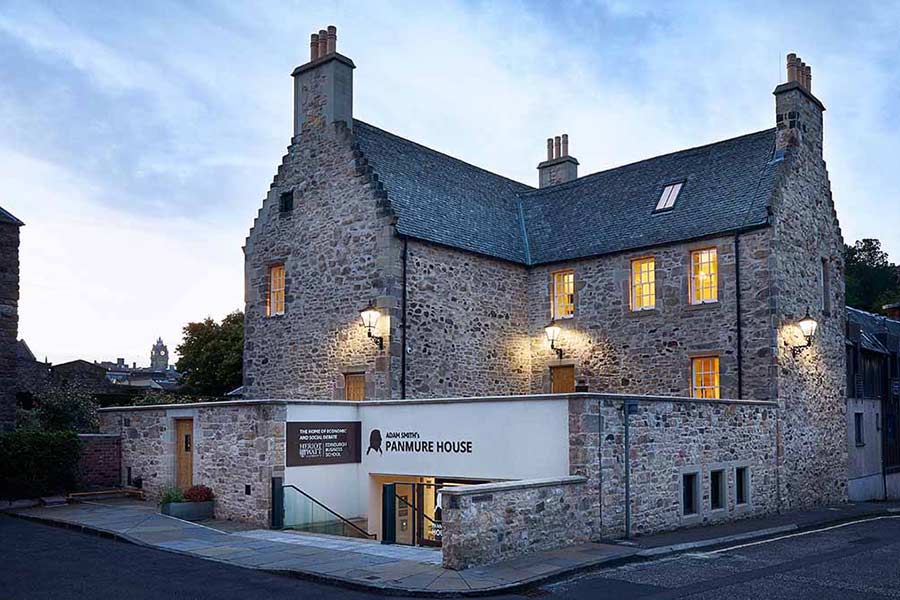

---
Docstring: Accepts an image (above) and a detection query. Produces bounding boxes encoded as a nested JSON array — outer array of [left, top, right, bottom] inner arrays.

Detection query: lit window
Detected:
[[690, 248, 718, 304], [655, 182, 683, 211], [266, 264, 285, 316], [631, 258, 656, 311], [552, 270, 575, 319], [692, 356, 720, 399]]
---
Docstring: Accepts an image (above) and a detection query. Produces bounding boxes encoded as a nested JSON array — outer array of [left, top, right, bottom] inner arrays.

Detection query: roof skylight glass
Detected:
[[655, 182, 683, 211]]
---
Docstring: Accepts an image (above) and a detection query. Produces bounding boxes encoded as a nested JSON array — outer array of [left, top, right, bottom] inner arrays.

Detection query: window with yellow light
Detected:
[[266, 264, 285, 317], [552, 270, 575, 319], [692, 356, 720, 399], [630, 257, 656, 311], [690, 248, 718, 304]]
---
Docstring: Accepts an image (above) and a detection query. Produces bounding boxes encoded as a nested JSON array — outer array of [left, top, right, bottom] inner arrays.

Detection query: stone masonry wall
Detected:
[[0, 222, 20, 432], [771, 84, 848, 508], [195, 403, 286, 525], [527, 229, 774, 401], [99, 403, 286, 526], [77, 434, 122, 490], [405, 240, 531, 398], [569, 395, 779, 539], [440, 476, 594, 570], [243, 68, 401, 401]]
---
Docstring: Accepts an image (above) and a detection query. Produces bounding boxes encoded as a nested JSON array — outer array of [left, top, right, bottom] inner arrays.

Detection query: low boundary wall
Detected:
[[441, 476, 592, 570]]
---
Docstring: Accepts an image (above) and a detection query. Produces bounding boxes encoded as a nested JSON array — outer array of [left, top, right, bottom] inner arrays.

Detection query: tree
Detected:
[[175, 311, 244, 396], [17, 386, 98, 433], [845, 239, 900, 313]]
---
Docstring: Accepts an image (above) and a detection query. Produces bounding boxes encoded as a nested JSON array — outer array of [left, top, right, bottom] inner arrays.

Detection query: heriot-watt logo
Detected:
[[366, 429, 473, 455], [367, 429, 383, 455]]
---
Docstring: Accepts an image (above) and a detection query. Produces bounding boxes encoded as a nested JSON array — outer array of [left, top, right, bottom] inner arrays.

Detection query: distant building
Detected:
[[99, 338, 181, 391], [0, 206, 23, 432], [150, 337, 169, 371]]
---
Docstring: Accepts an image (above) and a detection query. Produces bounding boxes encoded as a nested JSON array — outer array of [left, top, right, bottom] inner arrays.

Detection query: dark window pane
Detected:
[[683, 473, 697, 515], [736, 467, 748, 505], [711, 470, 724, 510]]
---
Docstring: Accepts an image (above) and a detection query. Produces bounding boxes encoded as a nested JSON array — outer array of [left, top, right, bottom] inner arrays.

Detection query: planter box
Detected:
[[161, 500, 214, 521]]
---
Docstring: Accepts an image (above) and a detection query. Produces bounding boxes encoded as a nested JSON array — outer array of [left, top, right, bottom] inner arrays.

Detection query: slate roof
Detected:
[[848, 306, 900, 354], [354, 121, 532, 263], [0, 206, 23, 226], [354, 120, 780, 266]]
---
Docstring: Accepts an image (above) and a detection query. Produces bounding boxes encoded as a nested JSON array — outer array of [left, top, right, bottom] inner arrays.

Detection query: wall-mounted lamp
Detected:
[[544, 320, 564, 360], [791, 307, 818, 356], [360, 304, 384, 351]]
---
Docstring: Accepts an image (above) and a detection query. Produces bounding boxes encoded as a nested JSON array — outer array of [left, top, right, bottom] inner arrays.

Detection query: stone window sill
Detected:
[[625, 308, 658, 319], [683, 301, 721, 313]]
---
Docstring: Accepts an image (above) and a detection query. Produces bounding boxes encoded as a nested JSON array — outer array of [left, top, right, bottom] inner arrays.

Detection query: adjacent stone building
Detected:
[[0, 206, 23, 432]]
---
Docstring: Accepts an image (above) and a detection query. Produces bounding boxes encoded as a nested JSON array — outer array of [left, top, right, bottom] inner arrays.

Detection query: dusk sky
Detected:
[[1, 0, 898, 366]]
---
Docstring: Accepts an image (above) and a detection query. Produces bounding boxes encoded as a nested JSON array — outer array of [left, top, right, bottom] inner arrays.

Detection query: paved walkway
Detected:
[[11, 498, 900, 596], [10, 500, 635, 595]]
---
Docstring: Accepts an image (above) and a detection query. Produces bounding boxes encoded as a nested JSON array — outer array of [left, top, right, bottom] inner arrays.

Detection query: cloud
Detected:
[[1, 149, 243, 365], [0, 0, 898, 364]]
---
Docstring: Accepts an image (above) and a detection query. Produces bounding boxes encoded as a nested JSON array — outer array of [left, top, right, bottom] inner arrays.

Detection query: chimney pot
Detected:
[[562, 133, 569, 157], [310, 33, 320, 61], [804, 65, 812, 92], [318, 29, 328, 57], [786, 53, 798, 83], [326, 25, 337, 54], [554, 136, 561, 159], [546, 138, 553, 161]]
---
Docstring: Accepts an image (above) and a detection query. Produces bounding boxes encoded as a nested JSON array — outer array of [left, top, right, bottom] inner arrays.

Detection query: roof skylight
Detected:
[[655, 182, 683, 211]]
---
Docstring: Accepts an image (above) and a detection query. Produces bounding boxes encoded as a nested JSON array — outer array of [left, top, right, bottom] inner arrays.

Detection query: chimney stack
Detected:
[[537, 133, 579, 188], [774, 53, 825, 152], [292, 25, 355, 136], [884, 302, 900, 320]]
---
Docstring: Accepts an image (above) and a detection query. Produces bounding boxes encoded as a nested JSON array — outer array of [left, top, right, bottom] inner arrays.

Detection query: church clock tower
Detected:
[[150, 338, 169, 371]]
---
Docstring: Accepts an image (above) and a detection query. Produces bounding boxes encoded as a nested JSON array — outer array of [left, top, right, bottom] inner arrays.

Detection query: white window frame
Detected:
[[630, 257, 656, 311], [655, 182, 684, 211]]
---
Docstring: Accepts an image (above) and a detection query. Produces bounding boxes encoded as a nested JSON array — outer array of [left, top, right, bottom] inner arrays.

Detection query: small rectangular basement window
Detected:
[[736, 467, 749, 506], [710, 469, 725, 510], [655, 182, 683, 211], [279, 191, 294, 213], [682, 472, 699, 516]]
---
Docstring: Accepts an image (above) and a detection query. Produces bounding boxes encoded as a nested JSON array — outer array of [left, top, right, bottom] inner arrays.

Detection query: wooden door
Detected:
[[551, 365, 575, 393], [175, 419, 193, 490], [345, 373, 366, 401]]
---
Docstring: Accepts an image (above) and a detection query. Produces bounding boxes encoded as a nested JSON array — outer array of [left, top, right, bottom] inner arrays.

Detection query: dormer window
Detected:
[[655, 182, 683, 212]]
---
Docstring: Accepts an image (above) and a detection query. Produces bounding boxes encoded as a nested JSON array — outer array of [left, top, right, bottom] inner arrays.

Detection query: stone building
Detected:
[[99, 33, 849, 566], [0, 206, 23, 432], [244, 32, 844, 504], [149, 337, 169, 371]]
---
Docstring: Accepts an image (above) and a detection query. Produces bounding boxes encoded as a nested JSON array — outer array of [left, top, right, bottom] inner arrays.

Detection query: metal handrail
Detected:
[[395, 493, 439, 526], [282, 484, 376, 539]]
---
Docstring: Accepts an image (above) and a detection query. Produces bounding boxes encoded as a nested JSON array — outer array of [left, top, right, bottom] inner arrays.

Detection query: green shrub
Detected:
[[0, 430, 82, 499], [159, 487, 185, 505]]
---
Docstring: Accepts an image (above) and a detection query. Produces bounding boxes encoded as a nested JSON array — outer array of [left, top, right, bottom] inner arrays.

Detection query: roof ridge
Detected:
[[848, 305, 900, 325], [353, 119, 534, 192], [520, 128, 777, 198]]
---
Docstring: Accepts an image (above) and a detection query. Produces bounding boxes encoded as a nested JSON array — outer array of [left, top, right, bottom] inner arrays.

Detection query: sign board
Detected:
[[286, 421, 362, 466]]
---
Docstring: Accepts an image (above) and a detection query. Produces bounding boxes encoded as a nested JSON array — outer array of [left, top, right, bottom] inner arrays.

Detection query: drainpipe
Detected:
[[401, 238, 408, 399], [623, 398, 638, 539], [734, 232, 744, 399]]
